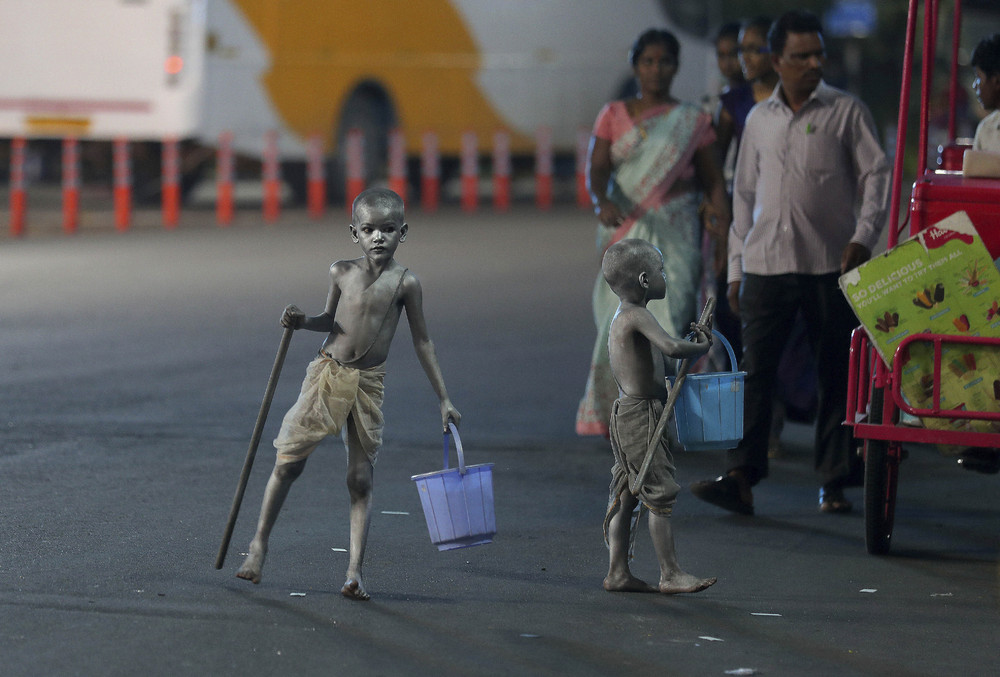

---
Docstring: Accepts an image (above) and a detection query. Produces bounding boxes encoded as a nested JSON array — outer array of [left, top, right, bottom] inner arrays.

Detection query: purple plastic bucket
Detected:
[[411, 423, 495, 550]]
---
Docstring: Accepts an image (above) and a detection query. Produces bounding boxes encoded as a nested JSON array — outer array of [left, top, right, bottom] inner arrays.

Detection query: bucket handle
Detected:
[[682, 329, 737, 372], [443, 422, 467, 475]]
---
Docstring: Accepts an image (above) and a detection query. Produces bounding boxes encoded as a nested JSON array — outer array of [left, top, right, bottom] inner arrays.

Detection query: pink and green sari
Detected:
[[576, 101, 712, 437]]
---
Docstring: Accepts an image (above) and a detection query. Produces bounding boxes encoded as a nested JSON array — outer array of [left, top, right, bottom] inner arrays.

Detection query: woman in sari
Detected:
[[576, 29, 729, 437]]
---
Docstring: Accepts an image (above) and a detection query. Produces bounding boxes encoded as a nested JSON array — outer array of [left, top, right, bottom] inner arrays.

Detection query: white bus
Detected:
[[0, 0, 717, 197]]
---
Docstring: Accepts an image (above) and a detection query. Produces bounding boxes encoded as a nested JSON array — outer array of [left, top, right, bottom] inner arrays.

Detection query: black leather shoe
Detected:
[[957, 448, 1000, 474], [690, 475, 754, 515]]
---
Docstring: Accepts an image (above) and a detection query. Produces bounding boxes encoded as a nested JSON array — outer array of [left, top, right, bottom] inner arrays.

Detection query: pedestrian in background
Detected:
[[971, 32, 1000, 152], [576, 28, 729, 437], [690, 10, 890, 515]]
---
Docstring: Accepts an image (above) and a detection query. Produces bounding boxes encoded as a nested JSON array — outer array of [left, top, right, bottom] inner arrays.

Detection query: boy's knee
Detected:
[[274, 460, 306, 481], [345, 467, 373, 496]]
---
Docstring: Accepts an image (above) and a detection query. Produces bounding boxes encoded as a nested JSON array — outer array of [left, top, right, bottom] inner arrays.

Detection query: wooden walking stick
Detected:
[[214, 326, 294, 569], [630, 297, 715, 496]]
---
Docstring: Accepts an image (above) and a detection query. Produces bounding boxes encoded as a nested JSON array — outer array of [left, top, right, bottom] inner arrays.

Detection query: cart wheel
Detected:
[[864, 387, 900, 555]]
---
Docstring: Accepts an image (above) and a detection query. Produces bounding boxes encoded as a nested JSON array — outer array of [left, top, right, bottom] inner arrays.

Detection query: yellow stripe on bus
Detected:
[[232, 0, 529, 153]]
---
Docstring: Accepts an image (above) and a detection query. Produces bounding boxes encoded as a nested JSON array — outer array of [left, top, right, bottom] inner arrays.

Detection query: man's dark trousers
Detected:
[[730, 272, 861, 488]]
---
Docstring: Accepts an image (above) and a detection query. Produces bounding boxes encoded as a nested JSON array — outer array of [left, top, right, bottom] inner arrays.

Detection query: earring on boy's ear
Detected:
[[638, 271, 650, 289], [349, 226, 360, 243]]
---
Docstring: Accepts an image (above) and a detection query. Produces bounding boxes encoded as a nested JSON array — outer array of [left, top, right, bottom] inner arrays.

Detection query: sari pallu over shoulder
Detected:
[[601, 102, 711, 255], [576, 102, 711, 437]]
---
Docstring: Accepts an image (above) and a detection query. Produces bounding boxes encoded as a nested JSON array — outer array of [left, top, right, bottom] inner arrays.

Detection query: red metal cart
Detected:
[[845, 0, 1000, 554]]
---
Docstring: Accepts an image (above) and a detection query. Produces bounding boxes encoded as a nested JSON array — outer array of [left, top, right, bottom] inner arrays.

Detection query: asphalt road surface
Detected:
[[1, 206, 997, 676]]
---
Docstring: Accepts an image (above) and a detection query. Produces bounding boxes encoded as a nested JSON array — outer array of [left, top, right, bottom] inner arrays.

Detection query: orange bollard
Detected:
[[387, 128, 407, 203], [420, 130, 440, 213], [535, 126, 553, 210], [62, 137, 80, 234], [576, 127, 591, 208], [161, 137, 180, 229], [345, 128, 365, 213], [113, 137, 131, 231], [216, 131, 234, 226], [306, 132, 325, 219], [492, 130, 511, 211], [460, 130, 478, 212], [9, 137, 27, 237], [262, 130, 280, 223]]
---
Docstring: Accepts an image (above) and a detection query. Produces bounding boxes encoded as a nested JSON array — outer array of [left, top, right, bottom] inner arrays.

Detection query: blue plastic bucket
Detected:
[[672, 330, 746, 451], [411, 423, 495, 551]]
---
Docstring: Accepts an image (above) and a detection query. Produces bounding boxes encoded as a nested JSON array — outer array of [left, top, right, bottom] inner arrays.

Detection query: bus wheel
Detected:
[[330, 80, 397, 204]]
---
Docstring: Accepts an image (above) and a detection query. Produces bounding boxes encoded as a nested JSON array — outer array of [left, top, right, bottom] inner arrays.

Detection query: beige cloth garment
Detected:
[[274, 354, 386, 465], [603, 395, 680, 546]]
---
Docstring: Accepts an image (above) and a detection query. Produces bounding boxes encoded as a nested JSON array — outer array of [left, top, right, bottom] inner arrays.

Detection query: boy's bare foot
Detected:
[[603, 572, 657, 593], [235, 542, 266, 584], [658, 573, 717, 595], [341, 577, 370, 601]]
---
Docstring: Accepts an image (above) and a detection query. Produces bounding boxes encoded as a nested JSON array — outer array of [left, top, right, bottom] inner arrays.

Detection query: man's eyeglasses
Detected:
[[783, 49, 826, 64]]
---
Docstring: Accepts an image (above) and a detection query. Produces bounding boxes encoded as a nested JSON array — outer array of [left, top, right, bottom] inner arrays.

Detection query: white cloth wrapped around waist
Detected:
[[274, 353, 386, 465]]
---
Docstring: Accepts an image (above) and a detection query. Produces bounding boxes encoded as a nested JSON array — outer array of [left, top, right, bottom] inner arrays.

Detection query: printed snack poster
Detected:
[[839, 211, 1000, 434]]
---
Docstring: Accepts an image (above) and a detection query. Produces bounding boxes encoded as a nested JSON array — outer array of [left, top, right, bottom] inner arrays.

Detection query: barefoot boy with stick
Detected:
[[236, 187, 460, 601], [601, 239, 716, 595]]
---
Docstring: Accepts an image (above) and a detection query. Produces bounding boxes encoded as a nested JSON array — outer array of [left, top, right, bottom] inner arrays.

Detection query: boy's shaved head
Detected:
[[602, 239, 662, 295], [352, 187, 405, 224]]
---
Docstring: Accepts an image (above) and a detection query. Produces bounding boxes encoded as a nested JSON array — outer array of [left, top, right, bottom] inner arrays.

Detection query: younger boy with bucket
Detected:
[[602, 239, 717, 594], [235, 188, 461, 601]]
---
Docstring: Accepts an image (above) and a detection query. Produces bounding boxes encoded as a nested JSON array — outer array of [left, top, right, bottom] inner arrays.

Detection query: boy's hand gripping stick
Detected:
[[214, 326, 294, 569], [630, 297, 715, 496]]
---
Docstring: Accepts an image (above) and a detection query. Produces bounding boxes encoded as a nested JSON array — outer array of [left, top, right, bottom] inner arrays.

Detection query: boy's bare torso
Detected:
[[321, 259, 409, 369], [608, 306, 668, 401]]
